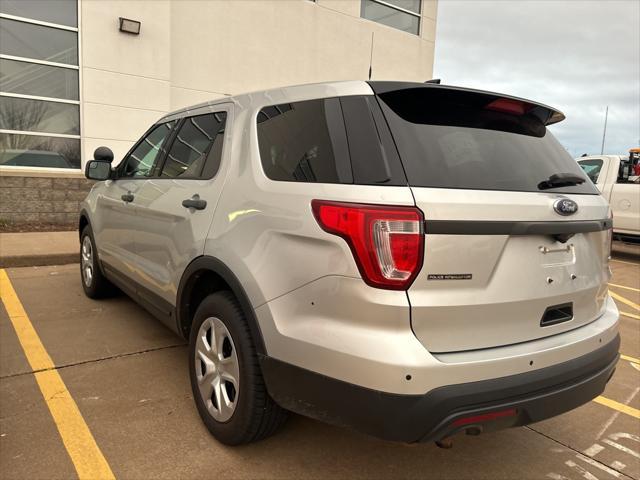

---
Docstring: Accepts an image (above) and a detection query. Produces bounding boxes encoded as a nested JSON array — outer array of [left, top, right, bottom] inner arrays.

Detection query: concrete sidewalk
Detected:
[[0, 231, 78, 268]]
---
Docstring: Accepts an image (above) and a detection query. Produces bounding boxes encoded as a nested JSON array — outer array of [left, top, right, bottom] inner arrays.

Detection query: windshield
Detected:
[[377, 88, 598, 194]]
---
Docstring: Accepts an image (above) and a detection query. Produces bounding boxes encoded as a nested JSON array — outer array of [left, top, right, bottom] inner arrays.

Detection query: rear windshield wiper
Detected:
[[538, 173, 585, 190]]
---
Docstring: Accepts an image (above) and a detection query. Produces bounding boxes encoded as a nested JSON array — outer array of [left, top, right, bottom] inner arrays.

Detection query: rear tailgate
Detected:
[[410, 188, 610, 352], [372, 82, 611, 353]]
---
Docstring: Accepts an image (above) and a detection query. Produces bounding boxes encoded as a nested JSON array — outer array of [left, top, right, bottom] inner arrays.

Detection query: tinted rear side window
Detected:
[[256, 97, 406, 185], [377, 88, 598, 194], [340, 96, 406, 186], [257, 98, 352, 183]]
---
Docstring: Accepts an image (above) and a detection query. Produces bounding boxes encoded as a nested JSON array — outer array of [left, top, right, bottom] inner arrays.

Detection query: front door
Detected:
[[97, 120, 176, 282]]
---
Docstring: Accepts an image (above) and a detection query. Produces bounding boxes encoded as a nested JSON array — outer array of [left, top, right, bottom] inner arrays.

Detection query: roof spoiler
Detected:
[[368, 81, 566, 126]]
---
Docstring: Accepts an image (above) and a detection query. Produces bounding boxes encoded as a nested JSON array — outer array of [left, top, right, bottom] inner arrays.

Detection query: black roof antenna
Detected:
[[368, 32, 374, 80], [425, 79, 441, 84]]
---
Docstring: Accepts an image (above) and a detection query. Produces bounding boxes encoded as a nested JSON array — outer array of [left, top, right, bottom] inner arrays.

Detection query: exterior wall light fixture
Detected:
[[119, 17, 141, 35]]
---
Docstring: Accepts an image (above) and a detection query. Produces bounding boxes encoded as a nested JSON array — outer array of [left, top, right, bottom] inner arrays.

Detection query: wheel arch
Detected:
[[176, 256, 267, 355], [79, 209, 90, 239]]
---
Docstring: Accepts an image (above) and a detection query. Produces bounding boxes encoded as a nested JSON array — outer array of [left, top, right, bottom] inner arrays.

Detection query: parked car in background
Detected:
[[79, 81, 619, 446], [578, 155, 640, 242]]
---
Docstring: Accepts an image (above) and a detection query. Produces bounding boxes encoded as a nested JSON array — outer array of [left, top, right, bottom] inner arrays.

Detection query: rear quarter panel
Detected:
[[203, 85, 416, 308]]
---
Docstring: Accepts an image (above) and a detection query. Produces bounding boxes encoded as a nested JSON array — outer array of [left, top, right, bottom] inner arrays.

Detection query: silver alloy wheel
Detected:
[[81, 235, 93, 287], [195, 317, 240, 422]]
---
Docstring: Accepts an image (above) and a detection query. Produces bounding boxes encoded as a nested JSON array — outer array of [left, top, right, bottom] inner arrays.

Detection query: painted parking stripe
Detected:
[[0, 269, 115, 480], [620, 354, 640, 365], [608, 282, 640, 293], [602, 438, 640, 459], [620, 311, 640, 320], [609, 291, 640, 311], [593, 396, 640, 419]]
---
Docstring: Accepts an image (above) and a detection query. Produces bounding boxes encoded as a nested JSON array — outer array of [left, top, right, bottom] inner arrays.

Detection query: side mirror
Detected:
[[85, 160, 112, 181], [94, 146, 114, 163]]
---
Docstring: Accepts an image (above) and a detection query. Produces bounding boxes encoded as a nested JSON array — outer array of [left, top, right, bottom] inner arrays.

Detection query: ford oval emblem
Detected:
[[553, 198, 578, 216]]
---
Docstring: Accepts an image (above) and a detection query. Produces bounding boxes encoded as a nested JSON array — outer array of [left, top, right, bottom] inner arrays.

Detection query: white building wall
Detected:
[[80, 0, 437, 165]]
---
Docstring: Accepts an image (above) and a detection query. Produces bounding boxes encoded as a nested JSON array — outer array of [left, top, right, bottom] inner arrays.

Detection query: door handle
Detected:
[[182, 194, 207, 210], [121, 192, 134, 203]]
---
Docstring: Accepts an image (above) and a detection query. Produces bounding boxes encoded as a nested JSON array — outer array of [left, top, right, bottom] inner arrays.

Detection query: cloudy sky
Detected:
[[433, 0, 640, 157]]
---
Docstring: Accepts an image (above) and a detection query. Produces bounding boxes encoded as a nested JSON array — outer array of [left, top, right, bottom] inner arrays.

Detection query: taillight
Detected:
[[312, 200, 424, 290]]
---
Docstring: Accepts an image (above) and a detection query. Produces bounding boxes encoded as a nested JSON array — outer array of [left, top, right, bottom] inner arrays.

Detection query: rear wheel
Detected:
[[80, 225, 116, 298], [189, 291, 288, 445]]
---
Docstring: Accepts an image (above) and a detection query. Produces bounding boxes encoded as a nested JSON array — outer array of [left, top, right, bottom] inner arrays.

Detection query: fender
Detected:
[[176, 255, 267, 355]]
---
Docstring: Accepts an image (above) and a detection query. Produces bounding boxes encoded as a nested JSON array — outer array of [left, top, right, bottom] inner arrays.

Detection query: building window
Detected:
[[0, 0, 80, 169], [361, 0, 421, 35]]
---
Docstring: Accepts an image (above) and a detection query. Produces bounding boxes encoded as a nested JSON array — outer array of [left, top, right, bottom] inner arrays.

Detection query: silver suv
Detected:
[[80, 81, 620, 446]]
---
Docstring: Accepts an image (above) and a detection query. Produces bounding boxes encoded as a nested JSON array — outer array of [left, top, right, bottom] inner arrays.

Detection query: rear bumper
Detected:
[[261, 334, 619, 443]]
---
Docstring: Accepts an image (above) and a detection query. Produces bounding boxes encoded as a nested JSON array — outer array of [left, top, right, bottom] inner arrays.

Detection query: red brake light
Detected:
[[485, 98, 532, 116], [312, 200, 424, 290]]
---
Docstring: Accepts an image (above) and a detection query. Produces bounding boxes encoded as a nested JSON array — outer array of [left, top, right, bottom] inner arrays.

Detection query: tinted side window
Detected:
[[161, 112, 227, 179], [578, 159, 603, 184], [121, 121, 174, 178], [340, 96, 406, 186], [257, 98, 352, 183]]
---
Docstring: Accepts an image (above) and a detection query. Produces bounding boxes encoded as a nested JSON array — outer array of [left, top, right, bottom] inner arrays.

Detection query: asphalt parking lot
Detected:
[[1, 244, 639, 480]]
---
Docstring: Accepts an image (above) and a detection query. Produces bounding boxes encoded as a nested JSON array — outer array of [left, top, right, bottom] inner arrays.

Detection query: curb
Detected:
[[0, 253, 79, 268]]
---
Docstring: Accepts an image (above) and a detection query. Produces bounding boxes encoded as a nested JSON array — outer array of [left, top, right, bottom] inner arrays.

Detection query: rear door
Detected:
[[374, 85, 611, 353], [132, 106, 231, 309]]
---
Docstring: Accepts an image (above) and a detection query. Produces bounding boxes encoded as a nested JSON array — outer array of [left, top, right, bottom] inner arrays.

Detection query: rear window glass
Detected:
[[377, 88, 598, 194]]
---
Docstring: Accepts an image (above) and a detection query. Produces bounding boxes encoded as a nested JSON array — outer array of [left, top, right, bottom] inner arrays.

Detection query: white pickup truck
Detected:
[[578, 155, 640, 242]]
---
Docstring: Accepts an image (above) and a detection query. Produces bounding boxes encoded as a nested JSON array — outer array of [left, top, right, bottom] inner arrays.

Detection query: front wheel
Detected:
[[80, 225, 116, 298], [189, 291, 288, 445]]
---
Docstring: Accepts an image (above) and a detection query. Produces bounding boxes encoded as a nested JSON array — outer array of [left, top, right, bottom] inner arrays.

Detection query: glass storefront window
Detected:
[[0, 96, 80, 135], [0, 133, 80, 169], [0, 1, 80, 169], [0, 17, 78, 65], [0, 0, 78, 27], [361, 0, 421, 35], [383, 0, 421, 14], [0, 58, 79, 100]]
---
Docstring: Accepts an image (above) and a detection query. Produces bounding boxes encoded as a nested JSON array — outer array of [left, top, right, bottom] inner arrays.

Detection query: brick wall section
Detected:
[[0, 175, 94, 226]]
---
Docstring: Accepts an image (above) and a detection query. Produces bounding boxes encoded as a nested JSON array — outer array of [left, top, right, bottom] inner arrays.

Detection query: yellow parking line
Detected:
[[0, 269, 115, 480], [608, 282, 640, 293], [609, 291, 640, 311], [593, 396, 640, 419], [620, 354, 640, 365], [620, 311, 640, 320]]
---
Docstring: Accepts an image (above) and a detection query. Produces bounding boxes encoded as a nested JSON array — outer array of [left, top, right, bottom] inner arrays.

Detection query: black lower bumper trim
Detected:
[[260, 334, 619, 443]]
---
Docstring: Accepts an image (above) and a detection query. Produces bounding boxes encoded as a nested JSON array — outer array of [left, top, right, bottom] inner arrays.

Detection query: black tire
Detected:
[[80, 225, 116, 298], [189, 291, 288, 445]]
